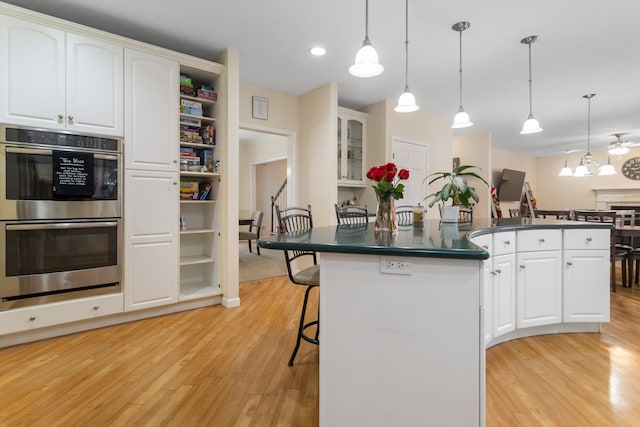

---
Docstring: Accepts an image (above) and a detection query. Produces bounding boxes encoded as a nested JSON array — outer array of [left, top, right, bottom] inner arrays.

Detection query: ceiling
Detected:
[[6, 0, 640, 157]]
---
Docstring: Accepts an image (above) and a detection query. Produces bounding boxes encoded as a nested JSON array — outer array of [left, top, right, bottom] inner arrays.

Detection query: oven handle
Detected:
[[6, 147, 119, 161], [6, 221, 118, 231]]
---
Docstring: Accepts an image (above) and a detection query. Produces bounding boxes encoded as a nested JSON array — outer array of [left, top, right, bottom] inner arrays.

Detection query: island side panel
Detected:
[[319, 252, 483, 427]]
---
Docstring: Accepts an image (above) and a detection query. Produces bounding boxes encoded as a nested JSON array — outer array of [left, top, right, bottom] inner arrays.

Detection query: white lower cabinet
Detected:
[[124, 170, 179, 311], [563, 249, 610, 322], [492, 253, 516, 338], [516, 251, 562, 328], [0, 294, 123, 336], [563, 229, 610, 322]]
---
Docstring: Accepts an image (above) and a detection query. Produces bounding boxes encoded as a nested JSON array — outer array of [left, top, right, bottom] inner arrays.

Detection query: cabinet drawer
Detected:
[[493, 231, 516, 256], [0, 294, 124, 336], [517, 229, 561, 252], [563, 229, 610, 250], [471, 233, 492, 254]]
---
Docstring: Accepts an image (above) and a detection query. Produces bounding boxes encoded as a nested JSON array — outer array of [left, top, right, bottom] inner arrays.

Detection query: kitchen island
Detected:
[[258, 218, 611, 427]]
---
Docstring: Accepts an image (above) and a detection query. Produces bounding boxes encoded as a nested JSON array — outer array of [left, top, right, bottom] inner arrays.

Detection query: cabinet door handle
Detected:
[[566, 261, 573, 266], [482, 245, 489, 250], [586, 237, 592, 242], [173, 159, 178, 164], [504, 240, 511, 245], [539, 238, 545, 243], [57, 114, 64, 121], [93, 306, 100, 310], [520, 265, 525, 270], [173, 181, 178, 185], [68, 115, 74, 123], [494, 269, 501, 274], [29, 316, 36, 321]]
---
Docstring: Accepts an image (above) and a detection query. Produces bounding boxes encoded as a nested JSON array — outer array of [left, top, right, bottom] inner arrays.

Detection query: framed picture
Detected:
[[452, 157, 460, 172], [252, 96, 268, 120]]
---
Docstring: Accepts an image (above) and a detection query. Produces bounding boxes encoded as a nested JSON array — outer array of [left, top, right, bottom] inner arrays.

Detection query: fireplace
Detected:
[[592, 188, 640, 210]]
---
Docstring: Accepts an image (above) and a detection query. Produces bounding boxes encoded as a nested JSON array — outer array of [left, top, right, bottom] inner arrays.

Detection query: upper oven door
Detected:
[[0, 143, 121, 220]]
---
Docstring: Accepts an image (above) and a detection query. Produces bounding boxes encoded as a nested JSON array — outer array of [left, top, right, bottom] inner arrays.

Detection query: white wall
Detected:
[[454, 133, 492, 218]]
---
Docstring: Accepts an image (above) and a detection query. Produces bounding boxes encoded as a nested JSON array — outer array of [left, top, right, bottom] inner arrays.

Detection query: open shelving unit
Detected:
[[178, 64, 223, 301]]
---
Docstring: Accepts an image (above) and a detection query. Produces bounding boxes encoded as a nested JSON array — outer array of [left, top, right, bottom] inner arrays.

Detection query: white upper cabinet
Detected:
[[124, 48, 179, 171], [0, 15, 123, 136], [337, 107, 367, 187]]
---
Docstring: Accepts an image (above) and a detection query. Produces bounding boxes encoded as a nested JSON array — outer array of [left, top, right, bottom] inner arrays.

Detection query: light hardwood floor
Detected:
[[0, 276, 638, 426]]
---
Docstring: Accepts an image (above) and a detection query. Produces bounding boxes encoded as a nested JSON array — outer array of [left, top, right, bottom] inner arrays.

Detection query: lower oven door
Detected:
[[0, 219, 122, 310]]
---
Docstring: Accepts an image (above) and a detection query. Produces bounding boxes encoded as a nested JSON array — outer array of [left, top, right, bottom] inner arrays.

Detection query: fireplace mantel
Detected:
[[592, 188, 640, 210]]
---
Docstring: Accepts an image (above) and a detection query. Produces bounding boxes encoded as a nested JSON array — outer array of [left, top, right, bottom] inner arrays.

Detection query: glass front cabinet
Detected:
[[337, 107, 367, 187]]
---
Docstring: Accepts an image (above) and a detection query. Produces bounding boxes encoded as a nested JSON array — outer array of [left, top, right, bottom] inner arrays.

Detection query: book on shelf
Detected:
[[199, 181, 212, 200]]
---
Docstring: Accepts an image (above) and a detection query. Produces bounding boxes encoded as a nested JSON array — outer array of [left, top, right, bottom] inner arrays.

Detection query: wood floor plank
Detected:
[[0, 275, 638, 426]]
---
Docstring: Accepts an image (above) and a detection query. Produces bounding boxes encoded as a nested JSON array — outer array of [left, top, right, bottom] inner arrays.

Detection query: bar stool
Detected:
[[275, 204, 320, 366]]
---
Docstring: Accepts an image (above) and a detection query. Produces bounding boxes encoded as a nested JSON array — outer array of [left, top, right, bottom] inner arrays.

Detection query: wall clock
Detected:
[[621, 156, 640, 180]]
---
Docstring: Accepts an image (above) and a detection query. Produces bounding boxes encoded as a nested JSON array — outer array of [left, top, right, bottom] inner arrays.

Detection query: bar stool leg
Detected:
[[288, 284, 319, 366]]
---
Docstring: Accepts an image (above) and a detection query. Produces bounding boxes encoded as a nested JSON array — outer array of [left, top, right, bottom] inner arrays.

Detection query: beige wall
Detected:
[[298, 82, 338, 226], [362, 100, 453, 218], [240, 81, 299, 132], [454, 132, 492, 218], [536, 147, 640, 210], [239, 135, 287, 217]]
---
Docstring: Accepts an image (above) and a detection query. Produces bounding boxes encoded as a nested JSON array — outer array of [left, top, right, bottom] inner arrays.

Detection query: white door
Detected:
[[563, 250, 610, 322], [391, 137, 427, 206], [492, 253, 516, 338]]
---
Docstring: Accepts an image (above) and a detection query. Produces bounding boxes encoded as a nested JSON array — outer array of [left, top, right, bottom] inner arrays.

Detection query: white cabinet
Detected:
[[471, 233, 493, 346], [516, 230, 562, 328], [491, 232, 516, 339], [563, 229, 610, 322], [123, 170, 179, 310], [124, 49, 179, 171], [337, 107, 367, 186], [0, 294, 123, 336], [0, 15, 123, 136]]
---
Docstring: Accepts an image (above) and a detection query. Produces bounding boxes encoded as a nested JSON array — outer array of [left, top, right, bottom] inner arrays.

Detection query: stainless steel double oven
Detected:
[[0, 125, 122, 310]]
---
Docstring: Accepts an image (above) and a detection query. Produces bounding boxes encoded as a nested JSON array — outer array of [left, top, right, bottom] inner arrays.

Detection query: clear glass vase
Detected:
[[375, 193, 398, 232]]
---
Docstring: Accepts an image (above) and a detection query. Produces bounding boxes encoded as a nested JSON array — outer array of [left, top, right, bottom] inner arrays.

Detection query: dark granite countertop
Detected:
[[258, 218, 612, 260]]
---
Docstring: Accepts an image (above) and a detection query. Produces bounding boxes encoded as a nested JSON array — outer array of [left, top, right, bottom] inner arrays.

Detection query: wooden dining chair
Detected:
[[395, 205, 414, 226], [275, 204, 320, 366], [574, 210, 630, 290], [509, 208, 521, 218], [238, 210, 263, 255], [534, 209, 571, 220], [335, 204, 368, 225]]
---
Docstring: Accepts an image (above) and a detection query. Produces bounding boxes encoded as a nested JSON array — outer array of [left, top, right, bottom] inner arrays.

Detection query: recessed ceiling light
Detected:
[[310, 46, 326, 56]]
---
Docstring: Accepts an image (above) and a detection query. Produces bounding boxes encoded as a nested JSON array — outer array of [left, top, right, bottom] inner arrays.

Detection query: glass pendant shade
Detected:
[[608, 143, 629, 156], [521, 114, 543, 134], [559, 160, 573, 176], [599, 158, 616, 176], [573, 159, 589, 177], [349, 38, 384, 77], [395, 88, 419, 112], [452, 108, 473, 128]]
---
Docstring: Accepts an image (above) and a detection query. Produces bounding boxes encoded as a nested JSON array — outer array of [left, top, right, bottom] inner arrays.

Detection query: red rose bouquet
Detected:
[[366, 162, 410, 200]]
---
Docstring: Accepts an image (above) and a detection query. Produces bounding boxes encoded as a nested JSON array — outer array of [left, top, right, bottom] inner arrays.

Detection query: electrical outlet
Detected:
[[380, 257, 413, 275]]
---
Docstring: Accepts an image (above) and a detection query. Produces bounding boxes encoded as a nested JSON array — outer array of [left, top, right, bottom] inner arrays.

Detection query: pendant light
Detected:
[[451, 21, 473, 128], [558, 160, 573, 176], [349, 0, 384, 78], [570, 94, 616, 177], [520, 36, 543, 134], [394, 0, 419, 113]]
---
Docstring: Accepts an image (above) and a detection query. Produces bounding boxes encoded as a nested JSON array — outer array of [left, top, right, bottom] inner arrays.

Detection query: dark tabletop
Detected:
[[258, 218, 612, 261]]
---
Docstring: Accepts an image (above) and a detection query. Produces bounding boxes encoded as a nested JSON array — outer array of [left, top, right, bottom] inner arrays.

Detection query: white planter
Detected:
[[439, 205, 460, 223]]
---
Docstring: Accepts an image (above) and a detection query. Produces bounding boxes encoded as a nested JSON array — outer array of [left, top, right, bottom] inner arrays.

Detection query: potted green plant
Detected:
[[425, 165, 489, 222]]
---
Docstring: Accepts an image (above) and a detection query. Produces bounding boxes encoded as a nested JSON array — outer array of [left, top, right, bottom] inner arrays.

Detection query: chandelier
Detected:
[[559, 94, 616, 177]]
